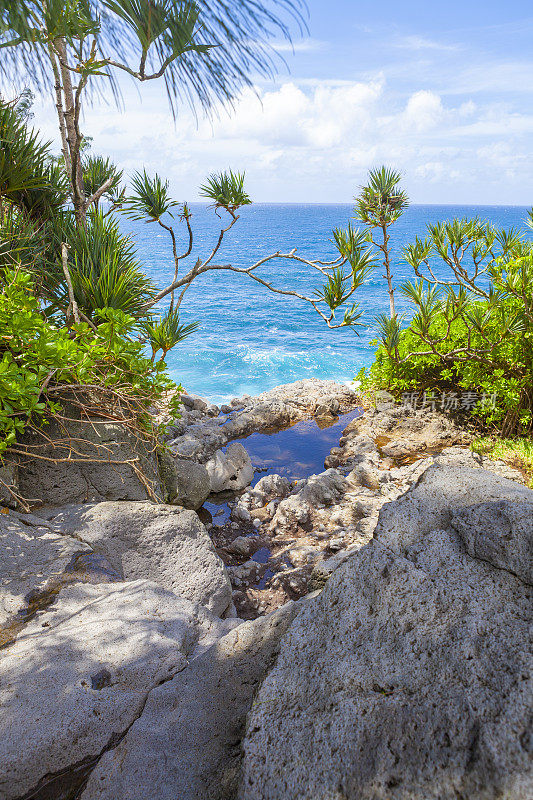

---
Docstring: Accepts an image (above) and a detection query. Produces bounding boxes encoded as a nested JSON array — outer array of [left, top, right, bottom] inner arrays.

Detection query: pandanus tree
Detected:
[[0, 0, 306, 225], [354, 166, 409, 318], [123, 167, 380, 332]]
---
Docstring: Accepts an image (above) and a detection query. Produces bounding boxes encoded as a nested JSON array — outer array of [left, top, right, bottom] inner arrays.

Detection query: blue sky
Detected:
[[30, 0, 533, 204]]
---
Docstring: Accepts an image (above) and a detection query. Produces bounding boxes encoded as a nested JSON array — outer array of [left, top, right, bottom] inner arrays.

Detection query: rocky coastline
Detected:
[[0, 379, 531, 799]]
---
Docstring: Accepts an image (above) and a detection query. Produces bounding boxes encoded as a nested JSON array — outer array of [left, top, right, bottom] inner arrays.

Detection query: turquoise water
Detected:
[[122, 204, 531, 402]]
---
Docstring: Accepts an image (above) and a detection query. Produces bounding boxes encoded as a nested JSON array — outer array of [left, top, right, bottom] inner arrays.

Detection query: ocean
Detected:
[[121, 204, 531, 403]]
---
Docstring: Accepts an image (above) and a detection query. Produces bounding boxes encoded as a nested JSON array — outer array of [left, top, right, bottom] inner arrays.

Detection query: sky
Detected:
[[27, 0, 533, 204]]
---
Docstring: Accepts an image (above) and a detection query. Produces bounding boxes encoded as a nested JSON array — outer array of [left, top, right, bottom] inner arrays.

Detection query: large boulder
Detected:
[[269, 469, 347, 534], [158, 452, 211, 509], [81, 602, 299, 800], [206, 443, 254, 494], [374, 463, 532, 553], [451, 498, 533, 585], [0, 580, 234, 800], [46, 501, 233, 617], [16, 412, 162, 507], [238, 466, 533, 800], [0, 510, 120, 643]]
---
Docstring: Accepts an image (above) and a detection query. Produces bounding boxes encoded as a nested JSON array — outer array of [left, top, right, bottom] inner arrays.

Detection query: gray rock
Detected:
[[350, 461, 381, 491], [81, 603, 298, 800], [238, 467, 533, 800], [226, 536, 260, 558], [253, 473, 291, 503], [0, 580, 233, 800], [48, 501, 233, 617], [374, 463, 533, 554], [451, 498, 533, 585], [308, 544, 362, 590], [158, 452, 211, 509], [270, 470, 347, 534], [168, 380, 359, 465], [0, 510, 119, 636], [181, 393, 208, 412], [206, 443, 254, 494], [17, 412, 161, 507], [0, 460, 18, 508], [314, 396, 340, 417]]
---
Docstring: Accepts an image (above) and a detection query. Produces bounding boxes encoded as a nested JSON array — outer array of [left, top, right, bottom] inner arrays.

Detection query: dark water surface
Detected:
[[239, 407, 364, 484], [202, 407, 364, 526]]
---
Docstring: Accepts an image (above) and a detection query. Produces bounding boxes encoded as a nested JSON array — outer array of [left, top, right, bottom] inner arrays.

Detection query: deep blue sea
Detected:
[[121, 204, 531, 403]]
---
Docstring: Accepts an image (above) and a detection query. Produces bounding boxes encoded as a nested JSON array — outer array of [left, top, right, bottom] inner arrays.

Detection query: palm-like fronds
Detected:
[[375, 312, 402, 356], [0, 99, 68, 221], [355, 166, 409, 226], [66, 212, 156, 318], [83, 155, 123, 203], [314, 268, 352, 312], [199, 170, 251, 213], [124, 170, 180, 221], [0, 0, 306, 116], [143, 308, 199, 360]]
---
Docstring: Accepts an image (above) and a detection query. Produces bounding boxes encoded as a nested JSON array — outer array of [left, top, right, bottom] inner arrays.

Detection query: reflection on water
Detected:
[[236, 407, 364, 484], [199, 408, 364, 529]]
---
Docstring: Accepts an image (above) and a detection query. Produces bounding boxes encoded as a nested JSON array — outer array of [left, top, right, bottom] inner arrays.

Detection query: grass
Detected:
[[471, 437, 533, 487]]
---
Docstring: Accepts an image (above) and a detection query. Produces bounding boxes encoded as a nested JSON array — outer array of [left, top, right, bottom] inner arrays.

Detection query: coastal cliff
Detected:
[[0, 379, 531, 800]]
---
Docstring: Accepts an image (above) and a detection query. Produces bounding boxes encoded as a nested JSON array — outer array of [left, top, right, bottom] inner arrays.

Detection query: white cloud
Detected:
[[401, 90, 444, 132], [271, 38, 326, 53], [394, 35, 461, 52], [415, 161, 461, 182], [27, 72, 533, 204], [204, 80, 384, 149]]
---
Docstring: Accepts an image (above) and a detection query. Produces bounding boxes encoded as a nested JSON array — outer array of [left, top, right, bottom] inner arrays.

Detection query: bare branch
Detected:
[[61, 243, 80, 325], [84, 175, 116, 211]]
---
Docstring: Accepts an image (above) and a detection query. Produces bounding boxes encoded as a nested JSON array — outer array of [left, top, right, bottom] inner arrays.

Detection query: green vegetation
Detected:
[[0, 0, 308, 504], [0, 0, 530, 497], [0, 0, 304, 224], [0, 269, 177, 457], [471, 437, 533, 487], [354, 166, 409, 318], [358, 216, 533, 436]]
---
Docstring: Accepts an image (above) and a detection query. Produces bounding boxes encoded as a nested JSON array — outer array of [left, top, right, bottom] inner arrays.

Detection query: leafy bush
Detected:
[[358, 220, 533, 435], [0, 270, 180, 458], [471, 437, 533, 488]]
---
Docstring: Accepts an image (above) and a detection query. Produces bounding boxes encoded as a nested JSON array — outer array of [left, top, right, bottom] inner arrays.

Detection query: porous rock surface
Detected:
[[238, 465, 533, 800], [81, 602, 299, 800], [211, 401, 529, 619], [43, 501, 234, 617], [16, 414, 162, 507], [158, 452, 211, 509], [0, 510, 119, 638], [206, 442, 255, 494], [0, 580, 234, 800]]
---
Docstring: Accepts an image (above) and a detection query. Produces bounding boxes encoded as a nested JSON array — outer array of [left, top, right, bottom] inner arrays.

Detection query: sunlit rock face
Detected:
[[238, 465, 533, 800]]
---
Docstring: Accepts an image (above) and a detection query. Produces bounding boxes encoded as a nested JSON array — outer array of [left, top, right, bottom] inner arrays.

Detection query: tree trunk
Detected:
[[381, 223, 396, 318], [54, 38, 86, 225], [47, 42, 71, 190]]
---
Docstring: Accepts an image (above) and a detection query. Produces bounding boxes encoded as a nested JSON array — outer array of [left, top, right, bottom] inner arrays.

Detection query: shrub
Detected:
[[358, 220, 533, 435], [0, 269, 180, 460]]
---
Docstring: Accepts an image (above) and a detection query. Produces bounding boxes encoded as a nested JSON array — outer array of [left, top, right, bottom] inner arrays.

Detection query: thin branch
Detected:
[[61, 243, 80, 325], [84, 176, 116, 211]]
